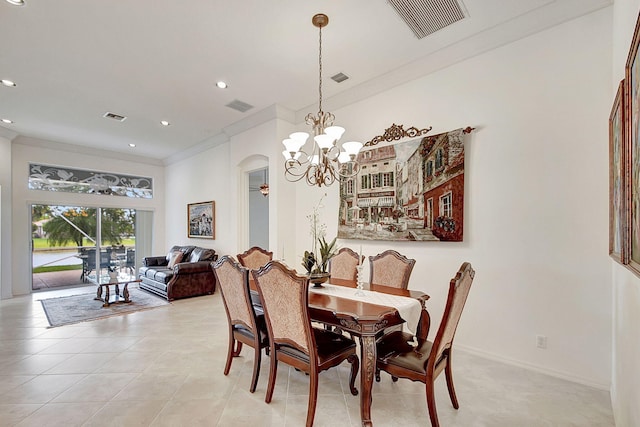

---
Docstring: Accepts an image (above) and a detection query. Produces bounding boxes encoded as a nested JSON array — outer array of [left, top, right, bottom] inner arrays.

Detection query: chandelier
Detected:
[[282, 14, 363, 187], [259, 168, 269, 197]]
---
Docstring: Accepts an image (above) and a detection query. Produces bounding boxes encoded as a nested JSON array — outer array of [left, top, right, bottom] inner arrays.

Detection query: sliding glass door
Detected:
[[31, 204, 143, 291]]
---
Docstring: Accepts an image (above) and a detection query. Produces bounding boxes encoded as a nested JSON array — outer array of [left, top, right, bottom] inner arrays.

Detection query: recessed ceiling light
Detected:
[[1, 79, 16, 87], [1, 118, 14, 124], [160, 120, 170, 126], [129, 143, 136, 148], [216, 81, 228, 89], [5, 0, 25, 5]]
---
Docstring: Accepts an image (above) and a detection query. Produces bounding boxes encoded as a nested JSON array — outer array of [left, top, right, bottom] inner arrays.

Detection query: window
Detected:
[[29, 163, 153, 199], [382, 172, 394, 187], [346, 179, 353, 195], [361, 174, 371, 189], [426, 160, 433, 177], [435, 149, 444, 170], [440, 192, 452, 218], [371, 173, 380, 188]]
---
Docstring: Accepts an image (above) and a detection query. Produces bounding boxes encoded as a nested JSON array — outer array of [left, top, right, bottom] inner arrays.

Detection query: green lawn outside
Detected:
[[33, 265, 82, 273], [32, 238, 135, 250]]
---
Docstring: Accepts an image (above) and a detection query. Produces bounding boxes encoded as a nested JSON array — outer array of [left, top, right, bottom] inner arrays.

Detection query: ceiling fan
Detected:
[[249, 168, 269, 197]]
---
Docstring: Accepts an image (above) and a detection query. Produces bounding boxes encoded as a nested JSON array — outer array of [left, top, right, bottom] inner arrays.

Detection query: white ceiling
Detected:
[[0, 0, 612, 162]]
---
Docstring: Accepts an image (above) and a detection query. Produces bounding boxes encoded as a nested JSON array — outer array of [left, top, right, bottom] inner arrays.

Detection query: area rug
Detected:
[[40, 287, 170, 327]]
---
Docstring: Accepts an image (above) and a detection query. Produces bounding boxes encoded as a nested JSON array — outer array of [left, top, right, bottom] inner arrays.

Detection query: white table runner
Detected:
[[310, 283, 422, 334]]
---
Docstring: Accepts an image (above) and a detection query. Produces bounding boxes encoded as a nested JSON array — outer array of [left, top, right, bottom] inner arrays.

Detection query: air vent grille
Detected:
[[331, 72, 349, 83], [103, 112, 127, 122], [226, 99, 254, 113], [388, 0, 466, 39]]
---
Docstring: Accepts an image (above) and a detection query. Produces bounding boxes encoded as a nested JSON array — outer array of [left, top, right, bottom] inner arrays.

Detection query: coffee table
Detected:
[[87, 273, 142, 307]]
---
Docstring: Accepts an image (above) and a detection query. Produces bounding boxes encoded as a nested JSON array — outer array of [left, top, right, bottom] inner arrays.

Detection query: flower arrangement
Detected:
[[301, 194, 338, 275]]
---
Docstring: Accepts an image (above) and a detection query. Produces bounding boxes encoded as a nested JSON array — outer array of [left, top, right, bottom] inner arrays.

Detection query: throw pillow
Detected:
[[167, 251, 184, 268], [190, 247, 216, 262]]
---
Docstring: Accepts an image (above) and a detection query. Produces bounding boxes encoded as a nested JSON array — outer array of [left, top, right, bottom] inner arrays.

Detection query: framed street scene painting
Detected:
[[187, 201, 215, 239], [338, 127, 466, 242]]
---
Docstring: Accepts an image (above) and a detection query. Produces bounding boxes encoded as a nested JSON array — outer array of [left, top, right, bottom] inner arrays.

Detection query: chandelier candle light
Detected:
[[282, 13, 364, 187]]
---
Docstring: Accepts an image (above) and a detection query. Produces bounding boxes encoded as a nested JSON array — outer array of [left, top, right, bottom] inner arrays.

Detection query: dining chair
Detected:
[[252, 260, 359, 427], [237, 246, 273, 309], [368, 249, 416, 289], [375, 262, 475, 427], [237, 246, 273, 270], [327, 247, 363, 288], [211, 256, 269, 393]]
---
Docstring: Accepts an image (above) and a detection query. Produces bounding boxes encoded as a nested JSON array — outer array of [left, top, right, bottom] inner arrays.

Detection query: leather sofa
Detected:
[[139, 245, 217, 301]]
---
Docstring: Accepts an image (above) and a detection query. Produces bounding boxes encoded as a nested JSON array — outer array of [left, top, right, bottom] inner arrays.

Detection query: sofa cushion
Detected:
[[153, 269, 174, 284], [167, 251, 184, 268], [189, 247, 216, 263]]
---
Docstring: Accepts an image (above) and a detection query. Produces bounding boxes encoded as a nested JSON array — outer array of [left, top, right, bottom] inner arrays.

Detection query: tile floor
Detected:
[[0, 285, 614, 426]]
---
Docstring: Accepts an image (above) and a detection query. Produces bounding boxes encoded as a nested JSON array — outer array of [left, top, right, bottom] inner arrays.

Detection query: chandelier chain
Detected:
[[318, 23, 323, 114]]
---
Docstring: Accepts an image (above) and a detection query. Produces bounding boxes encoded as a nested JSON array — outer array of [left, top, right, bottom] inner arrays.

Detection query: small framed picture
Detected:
[[187, 201, 215, 239]]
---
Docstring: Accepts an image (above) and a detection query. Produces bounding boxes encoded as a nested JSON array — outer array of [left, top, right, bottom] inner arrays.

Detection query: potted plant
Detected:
[[302, 195, 338, 286]]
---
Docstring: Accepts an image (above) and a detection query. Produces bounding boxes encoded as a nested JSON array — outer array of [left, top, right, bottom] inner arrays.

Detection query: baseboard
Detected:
[[456, 344, 611, 391]]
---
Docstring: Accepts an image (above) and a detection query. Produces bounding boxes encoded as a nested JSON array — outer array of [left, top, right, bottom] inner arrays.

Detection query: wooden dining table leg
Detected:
[[359, 334, 376, 427]]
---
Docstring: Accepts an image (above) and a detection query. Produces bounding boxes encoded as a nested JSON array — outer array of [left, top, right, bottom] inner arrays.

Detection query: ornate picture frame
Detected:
[[625, 13, 640, 275], [610, 80, 626, 264], [187, 201, 215, 239]]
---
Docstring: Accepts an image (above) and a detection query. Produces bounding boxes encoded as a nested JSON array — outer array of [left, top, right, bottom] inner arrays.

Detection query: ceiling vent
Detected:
[[331, 72, 349, 83], [226, 99, 254, 113], [103, 112, 127, 122], [388, 0, 466, 39]]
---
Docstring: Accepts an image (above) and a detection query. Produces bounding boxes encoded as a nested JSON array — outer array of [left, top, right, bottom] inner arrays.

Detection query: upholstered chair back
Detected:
[[328, 247, 362, 287], [213, 256, 253, 329], [368, 250, 416, 289], [252, 261, 313, 355], [432, 262, 475, 359], [238, 246, 273, 270]]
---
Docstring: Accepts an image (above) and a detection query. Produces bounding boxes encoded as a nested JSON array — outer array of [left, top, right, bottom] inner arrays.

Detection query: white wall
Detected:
[[295, 8, 612, 388], [0, 136, 11, 299], [165, 141, 231, 254], [611, 0, 640, 425], [165, 8, 612, 389], [10, 137, 166, 296]]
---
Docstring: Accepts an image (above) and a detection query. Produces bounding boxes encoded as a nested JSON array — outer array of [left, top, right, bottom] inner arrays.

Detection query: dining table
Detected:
[[308, 280, 429, 427]]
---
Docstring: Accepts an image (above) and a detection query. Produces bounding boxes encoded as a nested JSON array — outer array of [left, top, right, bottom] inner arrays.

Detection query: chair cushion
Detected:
[[234, 314, 268, 346], [377, 331, 433, 375], [276, 328, 355, 365], [313, 328, 357, 363]]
